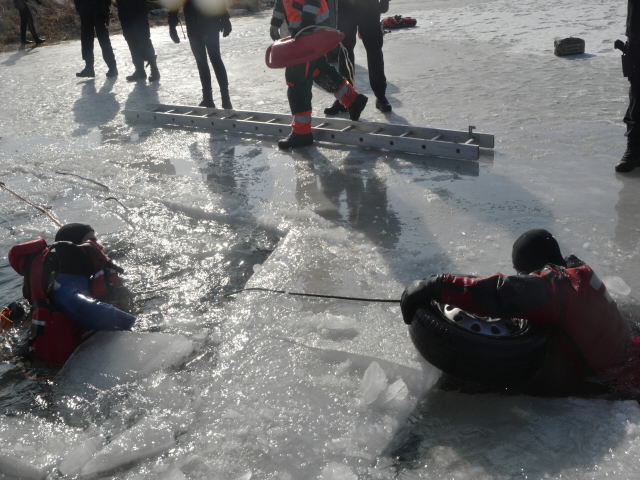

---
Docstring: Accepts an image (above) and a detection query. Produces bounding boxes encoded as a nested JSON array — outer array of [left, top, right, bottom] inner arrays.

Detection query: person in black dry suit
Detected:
[[74, 0, 118, 78], [168, 0, 233, 108], [13, 0, 45, 46], [324, 0, 392, 115], [116, 0, 160, 82], [616, 0, 640, 172]]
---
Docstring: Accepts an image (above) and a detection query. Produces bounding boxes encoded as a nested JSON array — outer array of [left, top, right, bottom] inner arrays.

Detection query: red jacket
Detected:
[[435, 255, 631, 378]]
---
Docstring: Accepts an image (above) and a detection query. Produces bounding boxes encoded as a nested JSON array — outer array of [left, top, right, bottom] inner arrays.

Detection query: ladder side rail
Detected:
[[312, 129, 479, 160]]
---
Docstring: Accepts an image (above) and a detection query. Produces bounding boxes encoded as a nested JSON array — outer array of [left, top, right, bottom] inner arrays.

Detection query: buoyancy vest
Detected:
[[8, 238, 124, 365]]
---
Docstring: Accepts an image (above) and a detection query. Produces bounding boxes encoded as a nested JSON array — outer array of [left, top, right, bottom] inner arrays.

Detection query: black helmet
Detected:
[[512, 229, 565, 274], [54, 223, 94, 245]]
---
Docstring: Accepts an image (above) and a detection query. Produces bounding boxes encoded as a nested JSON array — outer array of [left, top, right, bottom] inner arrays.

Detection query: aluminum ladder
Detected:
[[124, 104, 494, 161]]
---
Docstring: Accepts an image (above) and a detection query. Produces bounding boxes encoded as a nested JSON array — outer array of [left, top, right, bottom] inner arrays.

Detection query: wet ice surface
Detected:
[[2, 0, 640, 478]]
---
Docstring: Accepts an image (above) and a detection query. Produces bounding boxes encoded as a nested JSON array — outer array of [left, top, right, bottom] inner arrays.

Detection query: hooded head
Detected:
[[54, 223, 95, 245], [511, 229, 566, 274]]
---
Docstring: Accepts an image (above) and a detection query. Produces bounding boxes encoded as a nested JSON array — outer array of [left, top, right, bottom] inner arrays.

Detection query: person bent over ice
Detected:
[[8, 223, 136, 365], [269, 0, 368, 149], [401, 229, 640, 399]]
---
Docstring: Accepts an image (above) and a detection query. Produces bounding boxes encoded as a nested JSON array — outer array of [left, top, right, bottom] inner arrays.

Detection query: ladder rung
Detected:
[[399, 131, 413, 138], [341, 125, 355, 132], [431, 134, 442, 141]]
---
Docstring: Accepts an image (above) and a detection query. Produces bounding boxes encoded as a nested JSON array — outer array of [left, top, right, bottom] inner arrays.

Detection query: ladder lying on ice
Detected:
[[124, 104, 495, 161]]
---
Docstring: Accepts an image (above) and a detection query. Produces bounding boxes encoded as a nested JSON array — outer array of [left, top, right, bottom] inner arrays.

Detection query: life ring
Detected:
[[265, 28, 345, 69], [409, 302, 550, 385]]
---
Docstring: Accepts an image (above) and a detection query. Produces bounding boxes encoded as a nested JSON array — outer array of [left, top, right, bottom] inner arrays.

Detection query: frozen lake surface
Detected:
[[2, 0, 640, 478]]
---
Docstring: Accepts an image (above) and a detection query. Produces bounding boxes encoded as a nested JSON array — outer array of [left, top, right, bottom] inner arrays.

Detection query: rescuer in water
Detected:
[[8, 223, 136, 365], [401, 229, 640, 398]]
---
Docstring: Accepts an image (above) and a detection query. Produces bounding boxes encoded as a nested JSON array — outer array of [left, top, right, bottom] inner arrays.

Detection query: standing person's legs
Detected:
[[280, 57, 369, 149], [18, 7, 31, 43], [202, 23, 231, 109], [279, 62, 315, 148], [325, 3, 357, 115], [18, 5, 43, 44], [94, 19, 117, 75], [617, 75, 640, 172], [132, 14, 159, 81], [359, 9, 390, 111], [121, 18, 146, 80], [23, 5, 43, 44], [189, 33, 215, 106], [185, 6, 214, 106], [77, 16, 96, 77], [337, 3, 358, 85], [313, 56, 367, 120]]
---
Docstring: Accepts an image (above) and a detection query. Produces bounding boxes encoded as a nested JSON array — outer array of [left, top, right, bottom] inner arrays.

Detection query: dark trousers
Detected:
[[337, 0, 386, 98], [121, 14, 156, 69], [286, 57, 345, 114], [80, 13, 116, 68], [184, 3, 228, 93], [625, 75, 640, 143], [17, 5, 38, 42]]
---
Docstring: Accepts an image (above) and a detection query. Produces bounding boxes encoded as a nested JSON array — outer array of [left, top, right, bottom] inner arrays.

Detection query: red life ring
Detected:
[[265, 28, 345, 69]]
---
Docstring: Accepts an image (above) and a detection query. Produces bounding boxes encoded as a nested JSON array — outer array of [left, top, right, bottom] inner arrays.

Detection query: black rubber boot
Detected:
[[375, 96, 392, 113], [324, 99, 347, 115], [347, 94, 368, 121], [220, 86, 232, 109], [106, 61, 118, 78], [199, 90, 215, 108], [278, 132, 314, 149], [126, 63, 147, 81], [616, 141, 640, 172], [76, 63, 95, 78], [148, 57, 160, 82]]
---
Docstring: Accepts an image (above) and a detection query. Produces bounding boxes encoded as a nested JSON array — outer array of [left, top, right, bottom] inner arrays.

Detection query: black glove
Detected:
[[379, 0, 390, 14], [221, 14, 232, 37], [101, 284, 135, 313], [270, 25, 281, 41], [53, 241, 101, 278], [7, 301, 26, 322], [400, 275, 442, 325], [169, 26, 180, 43]]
